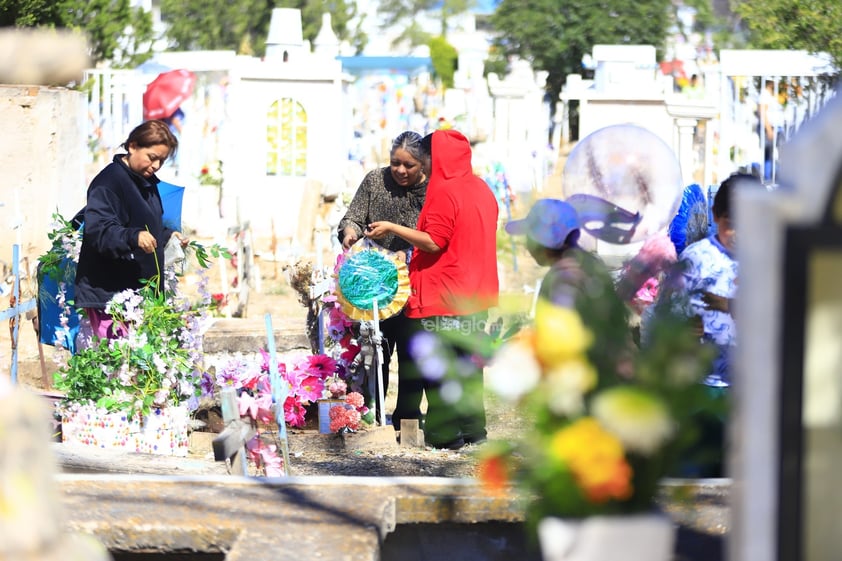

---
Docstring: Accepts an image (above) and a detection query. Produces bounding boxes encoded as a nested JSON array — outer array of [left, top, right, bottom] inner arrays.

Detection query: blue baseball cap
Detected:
[[505, 199, 580, 249]]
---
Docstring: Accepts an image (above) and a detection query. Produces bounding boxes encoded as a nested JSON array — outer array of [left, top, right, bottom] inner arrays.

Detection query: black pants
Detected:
[[391, 312, 488, 446]]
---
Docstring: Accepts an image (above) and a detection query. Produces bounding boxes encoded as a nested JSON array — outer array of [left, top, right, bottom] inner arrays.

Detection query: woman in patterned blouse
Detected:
[[337, 131, 429, 425], [338, 131, 428, 261]]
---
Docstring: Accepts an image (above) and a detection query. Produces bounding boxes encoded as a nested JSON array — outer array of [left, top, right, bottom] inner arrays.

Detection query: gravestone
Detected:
[[730, 89, 842, 561], [0, 377, 112, 560]]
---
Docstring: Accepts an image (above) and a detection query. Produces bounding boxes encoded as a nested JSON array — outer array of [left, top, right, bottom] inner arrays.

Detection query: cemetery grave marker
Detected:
[[731, 90, 842, 561]]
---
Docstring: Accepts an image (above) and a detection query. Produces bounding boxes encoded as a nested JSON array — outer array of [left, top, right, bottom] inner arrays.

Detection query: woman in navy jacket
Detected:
[[75, 119, 185, 339]]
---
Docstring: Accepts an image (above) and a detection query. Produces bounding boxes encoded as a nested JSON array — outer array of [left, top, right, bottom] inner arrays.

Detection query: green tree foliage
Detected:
[[490, 0, 672, 100], [160, 0, 366, 56], [735, 0, 842, 71], [0, 0, 64, 26], [160, 0, 273, 53], [0, 0, 154, 67], [428, 35, 457, 88], [378, 0, 474, 45]]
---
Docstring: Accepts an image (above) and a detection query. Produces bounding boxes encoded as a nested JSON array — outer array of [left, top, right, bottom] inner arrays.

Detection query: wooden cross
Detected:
[[0, 245, 36, 384]]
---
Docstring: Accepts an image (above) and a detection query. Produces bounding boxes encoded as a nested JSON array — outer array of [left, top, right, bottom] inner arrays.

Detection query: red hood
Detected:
[[429, 129, 473, 182]]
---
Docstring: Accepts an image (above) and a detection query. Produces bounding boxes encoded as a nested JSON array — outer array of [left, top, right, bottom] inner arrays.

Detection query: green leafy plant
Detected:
[[38, 211, 82, 282], [189, 240, 231, 268]]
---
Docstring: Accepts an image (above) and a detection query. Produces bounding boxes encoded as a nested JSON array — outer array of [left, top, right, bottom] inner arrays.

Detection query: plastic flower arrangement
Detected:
[[320, 293, 365, 391], [328, 391, 366, 433], [54, 269, 209, 419], [37, 211, 85, 354], [38, 211, 83, 280], [50, 237, 229, 420], [208, 346, 370, 474], [479, 288, 719, 527]]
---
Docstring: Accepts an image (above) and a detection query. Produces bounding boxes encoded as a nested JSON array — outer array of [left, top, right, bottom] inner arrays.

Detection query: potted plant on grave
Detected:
[[476, 290, 720, 561]]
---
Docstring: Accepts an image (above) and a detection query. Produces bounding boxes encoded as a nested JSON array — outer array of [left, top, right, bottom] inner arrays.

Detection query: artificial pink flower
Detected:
[[239, 369, 262, 391], [238, 392, 259, 419], [345, 408, 361, 429], [617, 232, 677, 303], [338, 333, 361, 363], [261, 451, 284, 477], [284, 362, 311, 389], [283, 397, 307, 427], [333, 252, 346, 271], [259, 348, 287, 376], [296, 374, 325, 403], [630, 277, 660, 315], [329, 406, 350, 432], [307, 354, 337, 379], [329, 404, 362, 432], [252, 393, 275, 425], [329, 415, 346, 433], [327, 306, 352, 329], [246, 439, 284, 477], [328, 378, 347, 398], [345, 391, 364, 409], [255, 373, 272, 395]]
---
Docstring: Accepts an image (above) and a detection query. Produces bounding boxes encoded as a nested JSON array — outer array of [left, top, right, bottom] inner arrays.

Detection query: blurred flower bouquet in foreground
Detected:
[[479, 294, 720, 528]]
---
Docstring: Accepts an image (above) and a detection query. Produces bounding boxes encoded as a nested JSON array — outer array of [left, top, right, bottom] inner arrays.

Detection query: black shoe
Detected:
[[463, 434, 487, 445], [427, 437, 465, 450]]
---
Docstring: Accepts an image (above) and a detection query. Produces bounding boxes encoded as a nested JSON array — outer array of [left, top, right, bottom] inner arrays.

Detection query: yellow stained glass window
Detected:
[[266, 98, 307, 176]]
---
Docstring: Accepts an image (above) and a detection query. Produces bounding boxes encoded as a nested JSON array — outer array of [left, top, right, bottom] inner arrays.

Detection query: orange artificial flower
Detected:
[[478, 455, 510, 496], [549, 418, 633, 503]]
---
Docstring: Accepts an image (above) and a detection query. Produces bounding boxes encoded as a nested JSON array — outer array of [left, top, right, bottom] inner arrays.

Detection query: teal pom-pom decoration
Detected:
[[337, 250, 398, 311]]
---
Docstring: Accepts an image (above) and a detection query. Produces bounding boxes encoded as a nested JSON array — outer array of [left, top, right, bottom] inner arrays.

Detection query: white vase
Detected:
[[537, 514, 675, 561]]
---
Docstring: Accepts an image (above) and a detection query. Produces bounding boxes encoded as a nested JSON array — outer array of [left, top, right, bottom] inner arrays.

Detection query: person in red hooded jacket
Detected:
[[366, 129, 499, 449]]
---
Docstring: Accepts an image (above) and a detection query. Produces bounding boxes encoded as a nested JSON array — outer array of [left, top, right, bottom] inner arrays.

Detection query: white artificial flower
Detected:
[[544, 358, 597, 417], [486, 338, 541, 402]]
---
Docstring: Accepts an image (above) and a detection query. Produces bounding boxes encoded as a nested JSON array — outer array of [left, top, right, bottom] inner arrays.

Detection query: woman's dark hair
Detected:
[[390, 130, 426, 163], [122, 119, 179, 159], [421, 133, 432, 159]]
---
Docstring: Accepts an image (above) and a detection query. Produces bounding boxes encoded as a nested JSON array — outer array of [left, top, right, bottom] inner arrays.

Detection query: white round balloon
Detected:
[[562, 124, 683, 244]]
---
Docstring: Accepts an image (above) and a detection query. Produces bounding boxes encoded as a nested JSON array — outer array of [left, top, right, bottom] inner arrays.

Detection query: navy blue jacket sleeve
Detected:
[[84, 176, 142, 260]]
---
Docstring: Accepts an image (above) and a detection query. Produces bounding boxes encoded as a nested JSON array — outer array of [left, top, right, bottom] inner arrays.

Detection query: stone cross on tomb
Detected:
[[730, 89, 842, 561]]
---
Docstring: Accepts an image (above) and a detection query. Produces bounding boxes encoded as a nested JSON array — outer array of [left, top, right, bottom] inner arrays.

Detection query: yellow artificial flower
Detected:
[[549, 418, 633, 503], [592, 387, 674, 456], [533, 300, 593, 368]]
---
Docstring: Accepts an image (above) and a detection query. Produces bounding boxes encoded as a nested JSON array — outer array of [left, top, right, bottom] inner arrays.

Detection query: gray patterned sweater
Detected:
[[338, 167, 428, 252]]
